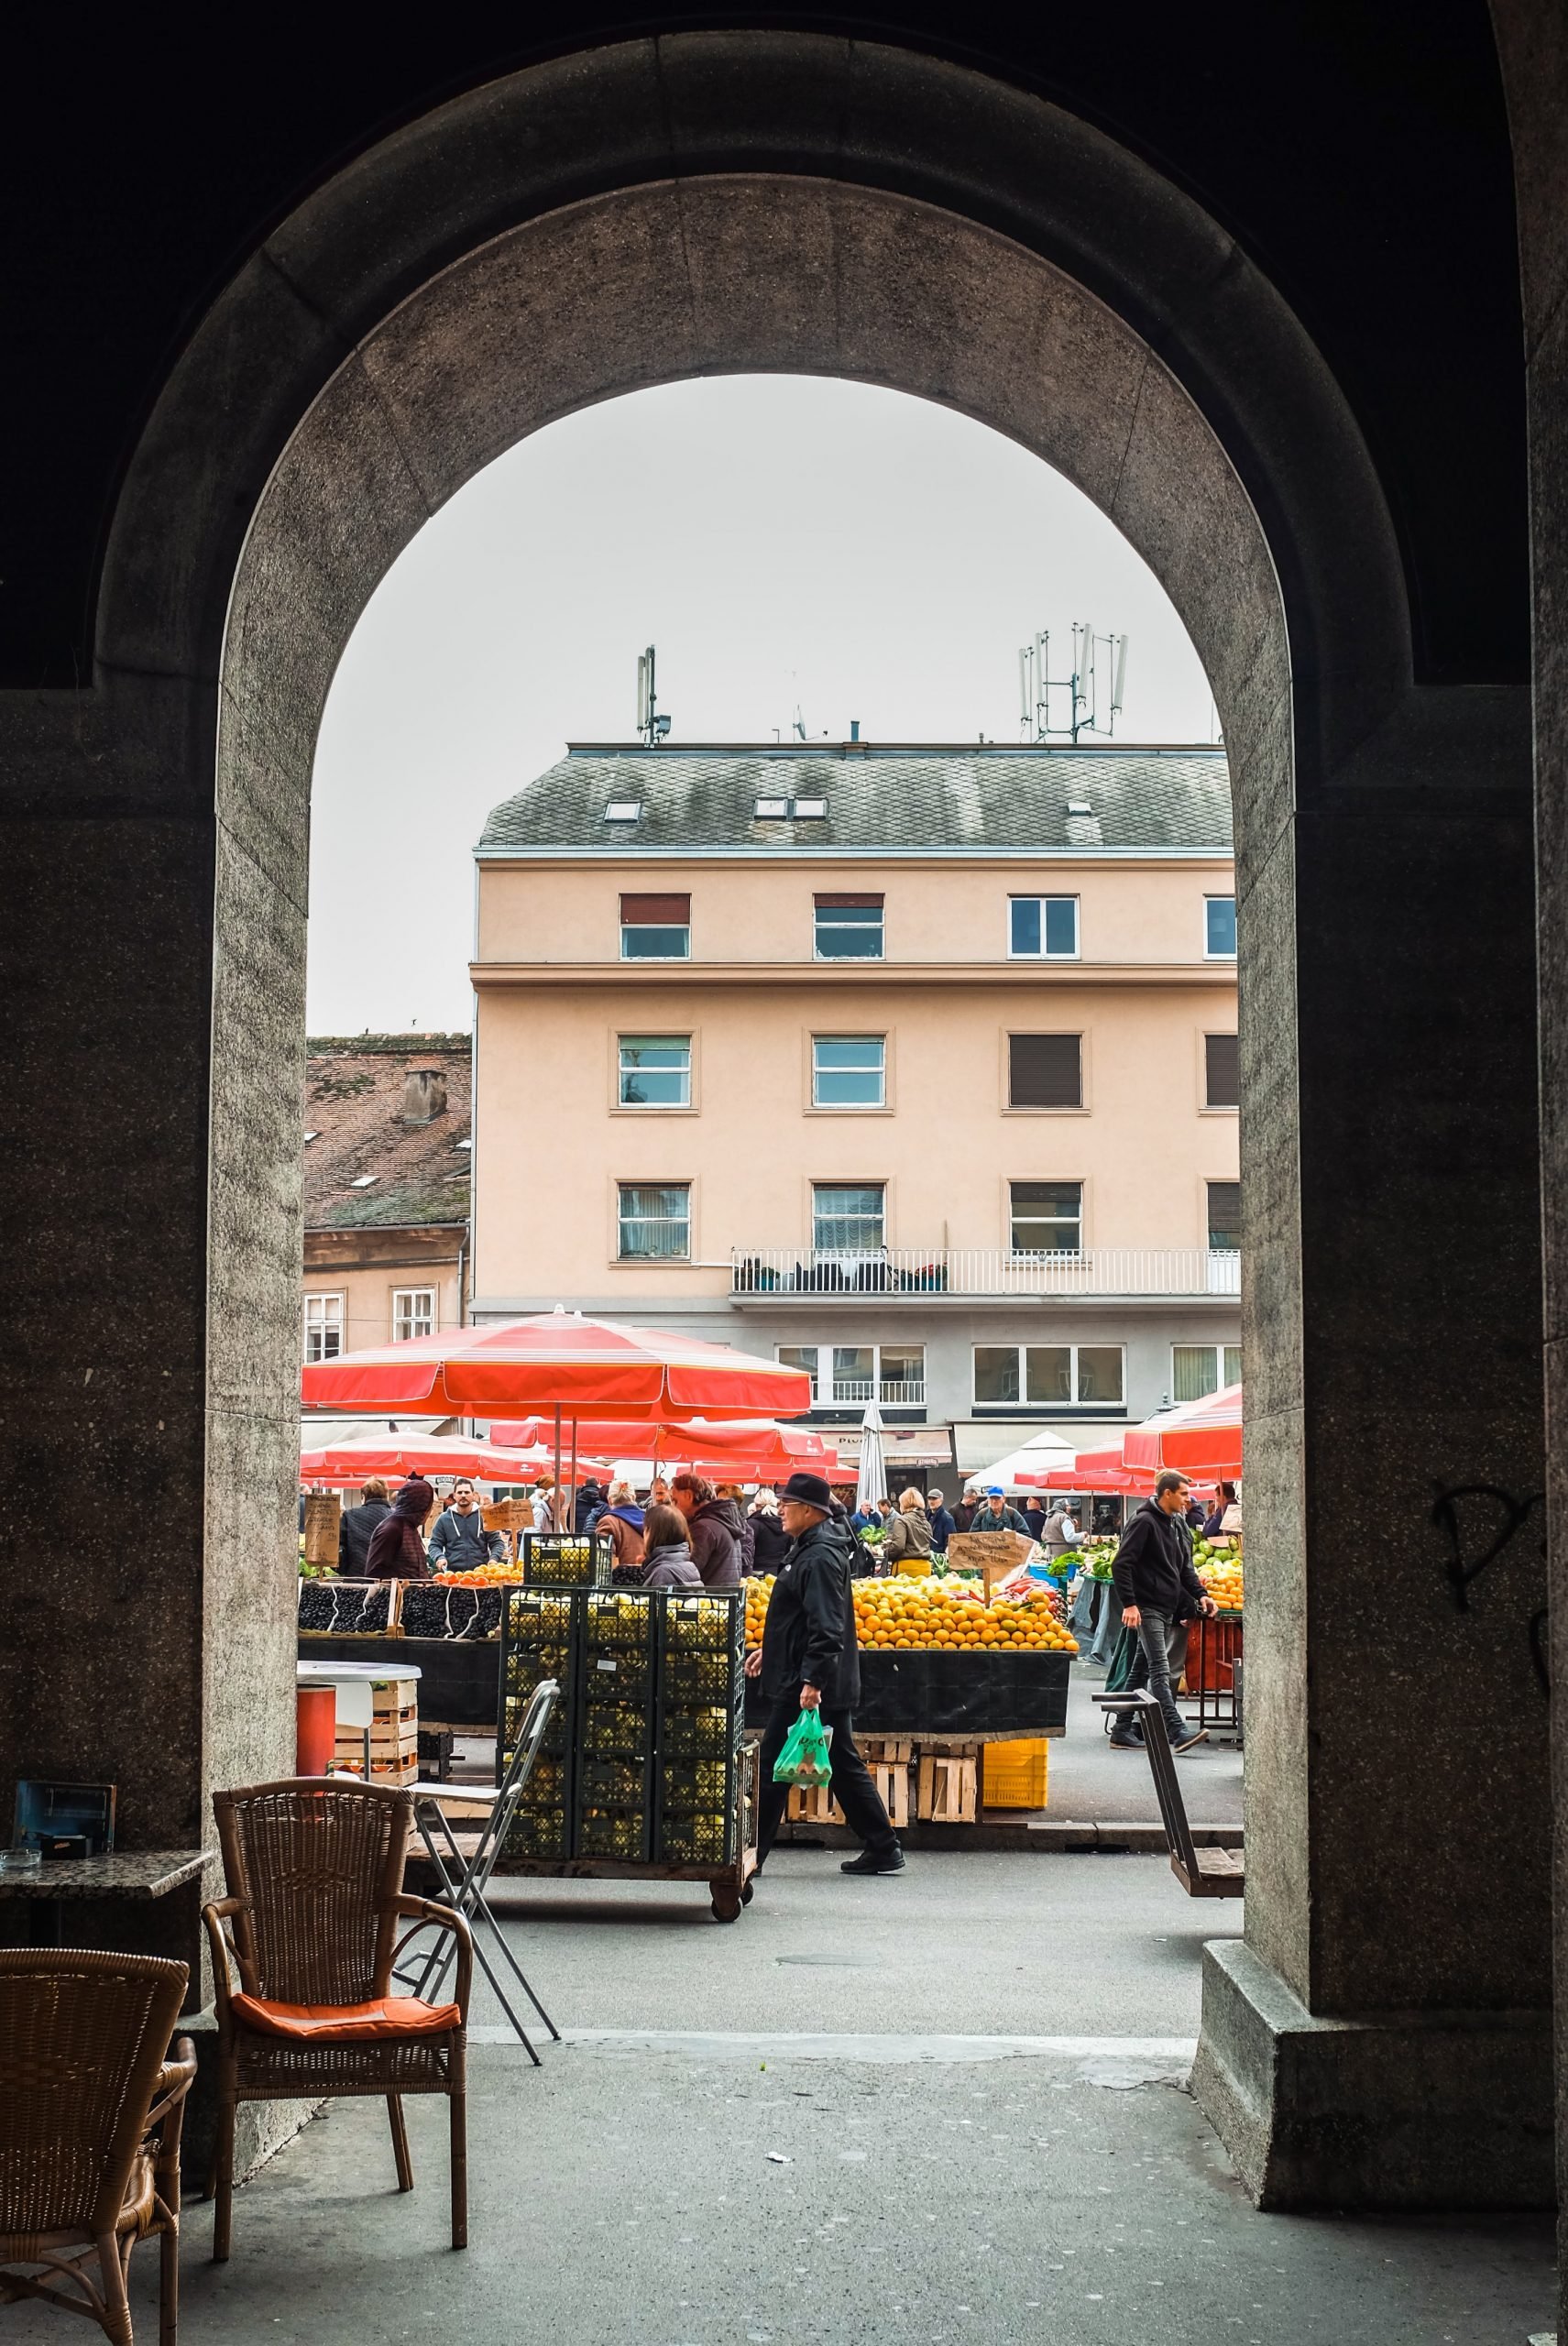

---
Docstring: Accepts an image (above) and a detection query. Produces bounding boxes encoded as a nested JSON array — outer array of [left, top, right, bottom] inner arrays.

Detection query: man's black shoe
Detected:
[[840, 1845, 905, 1875], [1107, 1733, 1144, 1750]]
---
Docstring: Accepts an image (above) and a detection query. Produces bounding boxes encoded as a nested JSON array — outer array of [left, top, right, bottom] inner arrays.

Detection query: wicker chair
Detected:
[[0, 1949, 195, 2346], [204, 1779, 472, 2263]]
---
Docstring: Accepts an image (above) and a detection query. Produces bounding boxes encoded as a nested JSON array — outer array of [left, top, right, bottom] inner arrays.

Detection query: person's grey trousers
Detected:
[[1114, 1609, 1190, 1743]]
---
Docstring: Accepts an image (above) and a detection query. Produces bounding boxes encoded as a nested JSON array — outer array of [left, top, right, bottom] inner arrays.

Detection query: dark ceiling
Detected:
[[4, 2, 1522, 687]]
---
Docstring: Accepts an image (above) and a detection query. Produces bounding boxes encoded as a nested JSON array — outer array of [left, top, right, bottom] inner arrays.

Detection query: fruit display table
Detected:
[[297, 1632, 500, 1730], [743, 1573, 1075, 1741]]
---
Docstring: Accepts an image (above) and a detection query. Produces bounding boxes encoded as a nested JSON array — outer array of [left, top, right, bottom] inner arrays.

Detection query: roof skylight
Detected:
[[349, 1174, 378, 1189], [755, 794, 828, 819], [604, 799, 643, 822], [303, 1130, 319, 1144], [754, 795, 790, 818], [793, 795, 828, 818]]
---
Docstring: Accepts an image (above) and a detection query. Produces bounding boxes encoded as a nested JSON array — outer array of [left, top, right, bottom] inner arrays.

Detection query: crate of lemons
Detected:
[[1195, 1538, 1244, 1613], [744, 1573, 1077, 1653]]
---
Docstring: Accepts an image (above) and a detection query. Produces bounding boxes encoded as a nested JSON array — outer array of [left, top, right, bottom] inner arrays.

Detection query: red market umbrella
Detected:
[[300, 1309, 812, 1422], [299, 1433, 609, 1488], [489, 1415, 839, 1479], [1016, 1443, 1156, 1495], [1122, 1383, 1244, 1478]]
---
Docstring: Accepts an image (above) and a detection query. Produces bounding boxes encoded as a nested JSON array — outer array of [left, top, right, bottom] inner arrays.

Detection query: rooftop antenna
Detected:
[[1017, 623, 1131, 743], [636, 645, 673, 748]]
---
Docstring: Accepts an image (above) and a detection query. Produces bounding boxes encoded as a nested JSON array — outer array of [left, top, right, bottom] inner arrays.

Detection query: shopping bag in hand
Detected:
[[773, 1708, 835, 1786]]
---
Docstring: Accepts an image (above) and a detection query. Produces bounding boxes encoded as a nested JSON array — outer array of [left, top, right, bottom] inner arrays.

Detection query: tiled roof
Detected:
[[477, 743, 1233, 856], [303, 1036, 471, 1231]]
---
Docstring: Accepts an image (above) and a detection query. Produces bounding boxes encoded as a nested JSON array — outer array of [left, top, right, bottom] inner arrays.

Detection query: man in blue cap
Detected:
[[744, 1469, 904, 1878], [972, 1485, 1030, 1535]]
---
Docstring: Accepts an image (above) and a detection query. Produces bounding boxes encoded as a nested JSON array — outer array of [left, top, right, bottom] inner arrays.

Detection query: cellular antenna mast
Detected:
[[1017, 623, 1130, 743], [636, 645, 673, 748]]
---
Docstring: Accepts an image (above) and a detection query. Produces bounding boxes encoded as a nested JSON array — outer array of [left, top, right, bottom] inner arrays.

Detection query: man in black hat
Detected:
[[745, 1470, 905, 1879]]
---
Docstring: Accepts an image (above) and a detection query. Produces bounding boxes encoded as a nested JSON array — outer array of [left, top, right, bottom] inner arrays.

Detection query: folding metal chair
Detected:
[[395, 1679, 561, 2062]]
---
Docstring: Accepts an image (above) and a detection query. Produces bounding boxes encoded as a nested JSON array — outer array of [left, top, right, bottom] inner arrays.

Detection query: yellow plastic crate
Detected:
[[982, 1738, 1048, 1809]]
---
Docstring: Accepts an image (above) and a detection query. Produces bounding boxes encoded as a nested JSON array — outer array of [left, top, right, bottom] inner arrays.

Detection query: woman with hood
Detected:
[[363, 1474, 436, 1578], [600, 1478, 647, 1580], [670, 1472, 743, 1588], [633, 1502, 705, 1588]]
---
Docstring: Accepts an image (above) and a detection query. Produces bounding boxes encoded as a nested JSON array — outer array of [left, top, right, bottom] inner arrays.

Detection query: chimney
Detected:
[[402, 1067, 447, 1124]]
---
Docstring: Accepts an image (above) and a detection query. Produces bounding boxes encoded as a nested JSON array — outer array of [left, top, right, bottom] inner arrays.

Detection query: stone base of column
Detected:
[[1190, 1939, 1554, 2209]]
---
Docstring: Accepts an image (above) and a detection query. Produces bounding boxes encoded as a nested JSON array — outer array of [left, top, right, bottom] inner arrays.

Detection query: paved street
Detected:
[[7, 1847, 1552, 2345]]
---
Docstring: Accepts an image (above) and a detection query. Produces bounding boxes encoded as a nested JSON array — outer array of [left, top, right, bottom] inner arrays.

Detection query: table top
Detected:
[[297, 1660, 422, 1683], [0, 1848, 214, 1901]]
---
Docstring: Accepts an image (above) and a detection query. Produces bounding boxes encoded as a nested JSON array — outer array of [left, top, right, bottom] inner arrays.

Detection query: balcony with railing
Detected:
[[827, 1376, 927, 1407], [731, 1246, 1240, 1299]]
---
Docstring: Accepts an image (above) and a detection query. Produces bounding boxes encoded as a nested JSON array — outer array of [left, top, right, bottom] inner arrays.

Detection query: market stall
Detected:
[[742, 1569, 1077, 1825], [299, 1312, 816, 1916]]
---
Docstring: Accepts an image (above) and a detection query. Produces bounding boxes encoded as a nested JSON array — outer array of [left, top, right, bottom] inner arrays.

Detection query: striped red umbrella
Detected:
[[1016, 1443, 1155, 1495], [489, 1415, 838, 1477], [301, 1309, 813, 1422], [299, 1433, 609, 1487], [1122, 1383, 1243, 1478]]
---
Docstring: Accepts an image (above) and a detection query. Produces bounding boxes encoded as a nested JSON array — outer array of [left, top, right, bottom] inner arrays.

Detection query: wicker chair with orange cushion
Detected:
[[0, 1948, 195, 2346], [203, 1778, 472, 2262]]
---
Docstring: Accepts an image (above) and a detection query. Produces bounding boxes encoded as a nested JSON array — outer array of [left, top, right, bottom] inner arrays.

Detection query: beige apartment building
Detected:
[[469, 743, 1239, 1482]]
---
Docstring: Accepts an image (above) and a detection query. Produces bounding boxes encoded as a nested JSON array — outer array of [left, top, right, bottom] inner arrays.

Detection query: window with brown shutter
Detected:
[[1207, 1180, 1242, 1250], [1008, 1034, 1082, 1109], [620, 893, 690, 924], [620, 893, 691, 960], [1205, 1033, 1240, 1108]]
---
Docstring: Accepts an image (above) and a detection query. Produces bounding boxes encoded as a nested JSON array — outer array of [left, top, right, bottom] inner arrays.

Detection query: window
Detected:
[[812, 1035, 885, 1107], [776, 1342, 926, 1407], [603, 799, 642, 822], [392, 1288, 435, 1343], [349, 1174, 378, 1189], [619, 1035, 691, 1107], [814, 894, 883, 959], [1008, 1033, 1082, 1109], [776, 1344, 821, 1401], [620, 893, 690, 959], [302, 1293, 344, 1364], [1173, 1343, 1244, 1404], [1009, 1180, 1083, 1255], [617, 1182, 691, 1259], [1208, 1180, 1242, 1251], [1204, 1032, 1240, 1110], [973, 1342, 1124, 1409], [1009, 896, 1079, 959], [756, 793, 828, 819], [812, 1183, 884, 1254], [1205, 895, 1237, 958]]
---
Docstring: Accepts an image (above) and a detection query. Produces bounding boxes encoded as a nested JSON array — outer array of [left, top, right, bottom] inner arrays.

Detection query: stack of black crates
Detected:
[[498, 1533, 744, 1867]]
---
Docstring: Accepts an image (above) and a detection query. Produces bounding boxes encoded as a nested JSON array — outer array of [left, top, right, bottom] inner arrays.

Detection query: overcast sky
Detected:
[[308, 374, 1214, 1035]]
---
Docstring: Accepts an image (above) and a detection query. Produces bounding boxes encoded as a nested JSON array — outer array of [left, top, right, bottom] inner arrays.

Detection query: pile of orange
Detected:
[[744, 1573, 1076, 1653], [432, 1562, 516, 1587]]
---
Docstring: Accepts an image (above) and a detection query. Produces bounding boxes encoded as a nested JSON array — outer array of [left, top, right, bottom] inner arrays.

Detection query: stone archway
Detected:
[[38, 32, 1547, 2205]]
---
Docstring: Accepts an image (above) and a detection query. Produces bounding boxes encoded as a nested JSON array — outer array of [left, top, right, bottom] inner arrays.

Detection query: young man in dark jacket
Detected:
[[1109, 1470, 1217, 1752], [671, 1473, 742, 1587], [744, 1471, 904, 1877]]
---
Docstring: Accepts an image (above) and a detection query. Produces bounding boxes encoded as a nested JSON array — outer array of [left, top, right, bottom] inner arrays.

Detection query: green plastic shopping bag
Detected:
[[773, 1707, 835, 1786]]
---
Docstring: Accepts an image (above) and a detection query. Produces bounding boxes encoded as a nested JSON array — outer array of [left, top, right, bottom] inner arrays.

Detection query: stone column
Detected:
[[1192, 685, 1553, 2208], [0, 677, 299, 1995]]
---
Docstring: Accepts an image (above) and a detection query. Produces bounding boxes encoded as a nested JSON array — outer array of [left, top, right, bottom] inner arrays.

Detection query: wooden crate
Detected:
[[916, 1754, 978, 1823], [869, 1760, 911, 1828], [862, 1736, 915, 1766], [786, 1781, 842, 1825]]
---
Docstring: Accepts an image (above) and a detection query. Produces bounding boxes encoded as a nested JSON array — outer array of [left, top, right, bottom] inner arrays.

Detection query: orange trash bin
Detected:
[[295, 1684, 336, 1775]]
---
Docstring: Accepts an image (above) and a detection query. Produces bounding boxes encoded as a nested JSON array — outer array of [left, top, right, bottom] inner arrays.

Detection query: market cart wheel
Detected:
[[710, 1891, 742, 1923], [740, 1881, 754, 1906]]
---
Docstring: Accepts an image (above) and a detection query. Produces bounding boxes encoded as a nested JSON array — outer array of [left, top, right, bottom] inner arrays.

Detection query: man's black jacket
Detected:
[[759, 1514, 861, 1706], [1111, 1499, 1208, 1618]]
